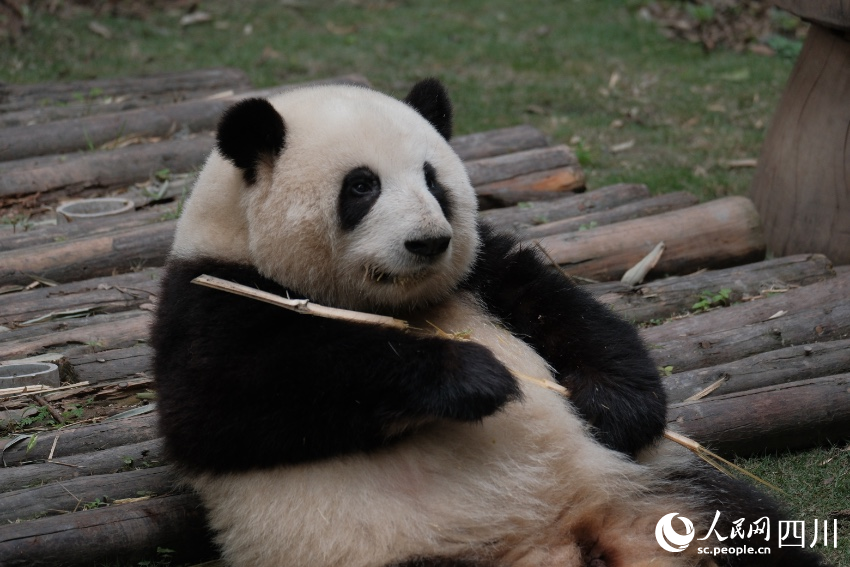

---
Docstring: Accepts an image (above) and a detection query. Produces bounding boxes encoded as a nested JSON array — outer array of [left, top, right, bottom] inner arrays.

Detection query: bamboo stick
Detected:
[[192, 275, 409, 330]]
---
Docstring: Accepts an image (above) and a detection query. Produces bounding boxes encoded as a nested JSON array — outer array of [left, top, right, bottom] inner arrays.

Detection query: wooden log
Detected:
[[0, 73, 359, 131], [522, 191, 699, 239], [1, 413, 157, 466], [465, 145, 577, 187], [0, 88, 240, 129], [665, 338, 850, 403], [669, 373, 850, 456], [0, 466, 178, 522], [0, 67, 251, 114], [0, 492, 213, 567], [0, 72, 369, 130], [0, 307, 142, 343], [750, 24, 850, 264], [213, 73, 371, 101], [643, 272, 850, 372], [0, 134, 215, 199], [536, 196, 766, 282], [644, 270, 850, 344], [591, 253, 835, 324], [69, 344, 154, 384], [480, 183, 651, 231], [0, 438, 163, 494], [0, 208, 176, 253], [0, 99, 231, 162], [0, 75, 379, 162], [0, 311, 151, 359], [0, 151, 86, 172], [0, 220, 175, 287], [449, 124, 548, 161], [0, 270, 160, 327], [475, 165, 586, 209]]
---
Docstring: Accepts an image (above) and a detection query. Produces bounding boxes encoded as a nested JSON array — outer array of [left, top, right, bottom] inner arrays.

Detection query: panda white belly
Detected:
[[189, 293, 710, 567]]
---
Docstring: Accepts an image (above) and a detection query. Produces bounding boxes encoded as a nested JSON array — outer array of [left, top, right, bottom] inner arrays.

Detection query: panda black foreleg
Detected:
[[152, 257, 521, 472], [462, 224, 666, 457]]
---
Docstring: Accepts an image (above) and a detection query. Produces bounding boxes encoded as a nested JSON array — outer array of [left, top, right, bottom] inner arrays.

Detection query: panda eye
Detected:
[[339, 167, 381, 231], [423, 161, 452, 221], [343, 168, 381, 198], [424, 162, 438, 191]]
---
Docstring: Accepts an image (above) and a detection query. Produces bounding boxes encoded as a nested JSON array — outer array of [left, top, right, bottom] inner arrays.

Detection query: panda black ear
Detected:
[[404, 78, 453, 140], [216, 98, 286, 185]]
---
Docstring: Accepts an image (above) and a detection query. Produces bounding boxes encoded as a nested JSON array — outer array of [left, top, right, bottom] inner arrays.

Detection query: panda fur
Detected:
[[151, 80, 829, 567]]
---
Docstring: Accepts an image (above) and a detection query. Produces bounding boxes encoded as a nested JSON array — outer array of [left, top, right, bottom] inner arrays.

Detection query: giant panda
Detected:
[[151, 79, 828, 567]]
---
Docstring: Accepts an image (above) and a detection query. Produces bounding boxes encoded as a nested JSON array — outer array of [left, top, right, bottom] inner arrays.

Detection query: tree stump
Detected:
[[751, 2, 850, 263]]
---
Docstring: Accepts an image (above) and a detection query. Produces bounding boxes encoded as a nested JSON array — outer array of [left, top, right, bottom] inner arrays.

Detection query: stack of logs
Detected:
[[0, 70, 847, 567]]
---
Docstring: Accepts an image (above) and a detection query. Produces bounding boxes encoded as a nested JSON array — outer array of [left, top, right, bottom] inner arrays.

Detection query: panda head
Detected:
[[172, 79, 480, 313]]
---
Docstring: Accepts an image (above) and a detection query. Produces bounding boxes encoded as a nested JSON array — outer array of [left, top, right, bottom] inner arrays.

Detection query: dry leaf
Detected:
[[88, 21, 113, 39], [610, 139, 635, 153], [180, 11, 212, 27], [724, 158, 758, 169]]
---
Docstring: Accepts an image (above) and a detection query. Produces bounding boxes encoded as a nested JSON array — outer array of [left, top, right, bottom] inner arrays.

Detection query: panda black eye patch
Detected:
[[424, 162, 452, 221], [339, 167, 382, 231]]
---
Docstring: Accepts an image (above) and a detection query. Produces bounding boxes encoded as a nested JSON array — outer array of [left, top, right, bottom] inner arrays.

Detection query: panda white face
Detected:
[[173, 81, 479, 313]]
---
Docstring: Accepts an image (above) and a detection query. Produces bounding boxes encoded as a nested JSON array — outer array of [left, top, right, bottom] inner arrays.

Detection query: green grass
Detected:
[[738, 445, 850, 564], [3, 0, 794, 200], [2, 1, 845, 564]]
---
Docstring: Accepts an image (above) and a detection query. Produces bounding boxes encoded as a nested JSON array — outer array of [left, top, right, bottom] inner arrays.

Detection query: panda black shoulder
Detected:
[[462, 223, 667, 457]]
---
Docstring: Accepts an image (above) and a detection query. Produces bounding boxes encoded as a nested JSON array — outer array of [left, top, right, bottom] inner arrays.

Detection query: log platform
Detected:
[[0, 70, 848, 567]]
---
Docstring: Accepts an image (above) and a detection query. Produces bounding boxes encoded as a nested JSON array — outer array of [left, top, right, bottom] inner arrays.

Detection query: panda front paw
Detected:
[[431, 341, 521, 421]]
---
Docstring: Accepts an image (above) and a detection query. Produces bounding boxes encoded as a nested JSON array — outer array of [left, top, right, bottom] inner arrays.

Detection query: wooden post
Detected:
[[751, 8, 850, 263]]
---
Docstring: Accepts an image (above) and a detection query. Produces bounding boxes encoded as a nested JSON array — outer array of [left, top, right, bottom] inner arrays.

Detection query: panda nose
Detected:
[[405, 235, 451, 258]]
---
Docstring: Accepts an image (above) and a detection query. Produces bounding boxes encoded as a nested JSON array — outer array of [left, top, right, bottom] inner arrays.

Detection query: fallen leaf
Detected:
[[180, 11, 212, 27], [720, 68, 750, 82], [88, 21, 113, 39], [610, 139, 635, 153], [724, 158, 758, 169]]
